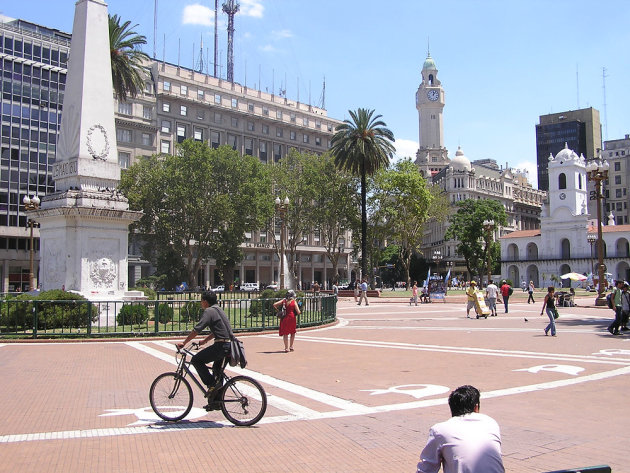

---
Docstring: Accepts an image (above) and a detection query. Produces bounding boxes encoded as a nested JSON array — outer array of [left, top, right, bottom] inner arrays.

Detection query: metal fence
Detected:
[[0, 294, 337, 339]]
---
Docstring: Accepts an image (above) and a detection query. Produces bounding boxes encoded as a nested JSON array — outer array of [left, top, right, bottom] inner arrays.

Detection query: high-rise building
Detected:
[[602, 134, 630, 225], [0, 16, 349, 291], [535, 107, 602, 191]]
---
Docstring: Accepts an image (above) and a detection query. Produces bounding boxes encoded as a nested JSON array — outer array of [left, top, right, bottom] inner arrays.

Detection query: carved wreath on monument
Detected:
[[86, 124, 110, 160], [90, 257, 117, 288]]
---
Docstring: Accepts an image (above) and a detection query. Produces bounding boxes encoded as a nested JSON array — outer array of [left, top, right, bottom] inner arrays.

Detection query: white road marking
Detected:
[[513, 364, 585, 375]]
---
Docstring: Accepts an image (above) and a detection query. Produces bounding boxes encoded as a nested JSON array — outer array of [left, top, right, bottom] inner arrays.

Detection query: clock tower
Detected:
[[415, 52, 448, 178]]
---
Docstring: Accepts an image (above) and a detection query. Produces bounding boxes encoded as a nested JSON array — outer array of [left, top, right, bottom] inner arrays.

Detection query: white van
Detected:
[[241, 282, 260, 292]]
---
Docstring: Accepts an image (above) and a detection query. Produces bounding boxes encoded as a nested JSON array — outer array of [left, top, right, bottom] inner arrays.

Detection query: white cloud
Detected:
[[259, 44, 276, 53], [272, 29, 293, 40], [393, 138, 418, 163], [182, 4, 214, 26], [240, 0, 264, 18]]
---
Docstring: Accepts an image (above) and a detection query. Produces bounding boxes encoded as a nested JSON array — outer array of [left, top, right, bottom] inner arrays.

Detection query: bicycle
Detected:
[[149, 342, 267, 426]]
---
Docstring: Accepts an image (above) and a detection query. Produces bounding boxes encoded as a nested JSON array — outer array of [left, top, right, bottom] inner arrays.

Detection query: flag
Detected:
[[444, 268, 451, 286], [424, 267, 431, 288]]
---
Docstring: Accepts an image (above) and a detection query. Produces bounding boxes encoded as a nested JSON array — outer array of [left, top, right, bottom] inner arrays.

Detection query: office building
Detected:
[[602, 134, 630, 226]]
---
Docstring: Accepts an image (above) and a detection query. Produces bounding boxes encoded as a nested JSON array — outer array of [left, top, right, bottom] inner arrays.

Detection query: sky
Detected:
[[3, 0, 630, 189]]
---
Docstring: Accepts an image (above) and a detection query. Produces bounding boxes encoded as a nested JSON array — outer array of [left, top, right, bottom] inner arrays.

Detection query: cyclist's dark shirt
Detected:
[[194, 305, 231, 339]]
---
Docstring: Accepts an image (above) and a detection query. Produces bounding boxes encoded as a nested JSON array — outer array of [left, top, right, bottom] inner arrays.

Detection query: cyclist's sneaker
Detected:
[[204, 379, 224, 398], [203, 401, 221, 411]]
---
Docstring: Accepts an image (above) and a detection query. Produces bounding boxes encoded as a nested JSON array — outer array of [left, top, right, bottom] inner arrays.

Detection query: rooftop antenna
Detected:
[[223, 0, 240, 83], [177, 38, 181, 68], [576, 64, 580, 109], [196, 34, 204, 73], [213, 0, 218, 77], [602, 67, 608, 141], [153, 0, 157, 59], [427, 36, 430, 56], [317, 76, 326, 109]]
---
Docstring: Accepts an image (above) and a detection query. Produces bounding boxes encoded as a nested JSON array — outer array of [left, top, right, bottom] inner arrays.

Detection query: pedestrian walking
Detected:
[[527, 281, 535, 304], [607, 280, 625, 335], [621, 282, 630, 331], [273, 290, 301, 352], [352, 280, 359, 303], [466, 281, 477, 318], [540, 286, 557, 336], [500, 280, 512, 313], [357, 278, 369, 306], [485, 280, 499, 317], [411, 281, 419, 306]]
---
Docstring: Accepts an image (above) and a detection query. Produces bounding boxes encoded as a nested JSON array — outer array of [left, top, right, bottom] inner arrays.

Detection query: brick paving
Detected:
[[0, 296, 627, 472]]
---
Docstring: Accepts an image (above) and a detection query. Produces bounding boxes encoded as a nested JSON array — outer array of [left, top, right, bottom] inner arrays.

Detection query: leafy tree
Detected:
[[331, 108, 395, 280], [444, 199, 507, 282], [370, 159, 433, 287], [119, 141, 273, 287], [109, 14, 150, 102]]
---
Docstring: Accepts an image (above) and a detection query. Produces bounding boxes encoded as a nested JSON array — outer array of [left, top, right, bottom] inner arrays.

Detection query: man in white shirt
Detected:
[[357, 278, 369, 306], [416, 385, 505, 473], [485, 280, 499, 317]]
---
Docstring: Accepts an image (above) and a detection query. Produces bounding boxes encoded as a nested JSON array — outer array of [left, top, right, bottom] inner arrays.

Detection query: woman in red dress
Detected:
[[273, 290, 300, 352]]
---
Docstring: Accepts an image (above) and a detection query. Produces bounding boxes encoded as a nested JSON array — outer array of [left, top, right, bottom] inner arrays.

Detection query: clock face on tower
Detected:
[[427, 89, 439, 101], [559, 192, 566, 200]]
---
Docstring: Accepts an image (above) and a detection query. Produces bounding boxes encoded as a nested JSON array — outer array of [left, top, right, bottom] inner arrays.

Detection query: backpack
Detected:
[[508, 286, 514, 296], [606, 292, 614, 310]]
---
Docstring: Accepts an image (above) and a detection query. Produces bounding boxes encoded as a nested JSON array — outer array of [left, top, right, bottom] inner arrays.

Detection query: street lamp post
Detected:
[[23, 195, 41, 291], [586, 232, 597, 287], [586, 157, 610, 306], [483, 219, 495, 287], [275, 196, 289, 290]]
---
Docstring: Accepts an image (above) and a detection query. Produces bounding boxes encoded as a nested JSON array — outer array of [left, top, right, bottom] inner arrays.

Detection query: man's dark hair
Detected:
[[201, 291, 217, 306], [448, 385, 480, 417]]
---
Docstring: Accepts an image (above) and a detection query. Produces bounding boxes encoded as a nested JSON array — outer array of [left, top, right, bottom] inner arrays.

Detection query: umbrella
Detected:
[[561, 272, 587, 281]]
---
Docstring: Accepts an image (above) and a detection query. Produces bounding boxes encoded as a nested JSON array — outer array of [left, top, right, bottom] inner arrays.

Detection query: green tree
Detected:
[[331, 108, 395, 280], [109, 14, 150, 102], [370, 159, 433, 287], [119, 141, 273, 287], [444, 199, 507, 282]]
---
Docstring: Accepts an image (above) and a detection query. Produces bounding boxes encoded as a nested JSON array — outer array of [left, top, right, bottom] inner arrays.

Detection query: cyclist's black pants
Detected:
[[191, 342, 231, 387]]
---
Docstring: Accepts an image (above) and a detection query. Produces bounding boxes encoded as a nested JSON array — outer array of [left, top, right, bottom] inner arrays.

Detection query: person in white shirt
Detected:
[[485, 281, 499, 317], [357, 278, 369, 306], [416, 385, 505, 473]]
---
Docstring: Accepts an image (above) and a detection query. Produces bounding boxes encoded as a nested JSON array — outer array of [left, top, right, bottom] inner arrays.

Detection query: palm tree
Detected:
[[109, 14, 150, 102], [330, 108, 395, 280]]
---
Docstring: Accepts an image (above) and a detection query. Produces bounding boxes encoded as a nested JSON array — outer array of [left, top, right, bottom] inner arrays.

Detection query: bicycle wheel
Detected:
[[149, 372, 193, 422], [220, 375, 267, 426]]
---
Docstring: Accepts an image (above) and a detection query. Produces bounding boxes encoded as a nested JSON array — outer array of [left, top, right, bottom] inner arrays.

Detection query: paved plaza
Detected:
[[1, 295, 627, 472]]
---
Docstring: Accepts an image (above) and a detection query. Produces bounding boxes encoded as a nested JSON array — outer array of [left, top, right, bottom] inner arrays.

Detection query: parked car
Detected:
[[265, 283, 278, 290], [214, 285, 225, 293], [241, 282, 260, 291]]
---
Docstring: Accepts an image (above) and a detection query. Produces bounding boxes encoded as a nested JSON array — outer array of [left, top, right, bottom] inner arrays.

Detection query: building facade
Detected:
[[500, 144, 630, 287], [602, 134, 630, 225], [535, 107, 602, 192], [1, 16, 351, 292]]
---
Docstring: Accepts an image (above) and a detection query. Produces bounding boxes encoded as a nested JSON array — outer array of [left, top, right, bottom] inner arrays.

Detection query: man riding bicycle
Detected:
[[177, 291, 232, 408]]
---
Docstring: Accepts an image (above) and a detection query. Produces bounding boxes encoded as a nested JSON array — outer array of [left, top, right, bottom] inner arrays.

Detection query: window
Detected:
[[615, 175, 621, 185], [248, 103, 254, 112], [276, 128, 283, 138], [303, 117, 309, 126], [616, 189, 622, 198], [180, 85, 187, 96], [315, 119, 321, 129], [231, 117, 238, 128], [176, 125, 186, 143], [262, 125, 269, 135], [118, 102, 132, 115], [118, 151, 130, 169], [227, 133, 237, 150], [315, 137, 321, 146], [214, 112, 222, 124], [194, 128, 203, 142], [160, 140, 170, 154], [161, 120, 171, 133], [615, 162, 621, 171], [259, 141, 268, 162], [143, 105, 153, 119], [197, 89, 204, 100], [262, 106, 269, 116], [558, 173, 567, 190], [196, 109, 205, 120], [141, 133, 152, 146], [290, 113, 296, 123], [116, 129, 132, 143], [273, 143, 283, 162], [247, 121, 255, 132], [162, 102, 170, 113], [214, 94, 221, 104], [276, 110, 282, 119], [327, 123, 333, 132], [245, 137, 254, 156], [290, 131, 296, 141], [163, 81, 171, 92], [303, 134, 309, 144], [211, 131, 220, 149], [231, 98, 238, 108], [180, 105, 187, 116]]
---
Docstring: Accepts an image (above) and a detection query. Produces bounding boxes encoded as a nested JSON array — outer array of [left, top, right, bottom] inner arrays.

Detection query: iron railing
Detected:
[[0, 294, 337, 339]]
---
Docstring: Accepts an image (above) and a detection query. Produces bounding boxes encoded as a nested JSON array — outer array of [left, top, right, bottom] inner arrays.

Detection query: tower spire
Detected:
[[222, 0, 239, 83]]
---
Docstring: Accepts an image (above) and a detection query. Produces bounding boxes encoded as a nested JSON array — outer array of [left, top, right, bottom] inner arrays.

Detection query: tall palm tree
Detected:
[[109, 14, 150, 102], [330, 108, 395, 280]]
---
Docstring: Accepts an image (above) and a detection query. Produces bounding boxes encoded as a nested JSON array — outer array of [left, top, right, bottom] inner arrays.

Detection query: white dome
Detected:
[[554, 142, 579, 163], [450, 146, 472, 172]]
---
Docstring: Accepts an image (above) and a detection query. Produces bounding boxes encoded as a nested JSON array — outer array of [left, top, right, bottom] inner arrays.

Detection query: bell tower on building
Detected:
[[415, 51, 449, 178]]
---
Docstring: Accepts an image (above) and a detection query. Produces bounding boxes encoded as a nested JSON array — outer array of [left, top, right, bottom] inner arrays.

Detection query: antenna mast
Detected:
[[222, 0, 240, 83], [196, 35, 204, 73], [576, 64, 579, 109], [602, 67, 608, 141], [214, 0, 218, 77], [153, 0, 158, 59]]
